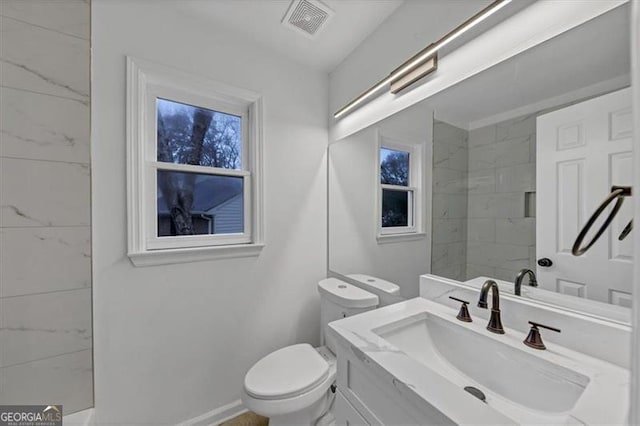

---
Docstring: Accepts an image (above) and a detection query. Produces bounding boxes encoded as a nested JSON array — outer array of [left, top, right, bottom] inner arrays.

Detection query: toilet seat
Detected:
[[241, 278, 381, 424], [241, 345, 337, 417], [245, 344, 330, 400]]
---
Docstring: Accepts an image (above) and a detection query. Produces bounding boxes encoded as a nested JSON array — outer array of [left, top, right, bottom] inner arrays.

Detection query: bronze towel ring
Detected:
[[571, 186, 632, 256], [619, 219, 633, 241]]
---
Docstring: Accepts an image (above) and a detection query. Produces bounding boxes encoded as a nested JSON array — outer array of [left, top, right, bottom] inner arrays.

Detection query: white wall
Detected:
[[91, 1, 328, 424], [328, 102, 432, 298]]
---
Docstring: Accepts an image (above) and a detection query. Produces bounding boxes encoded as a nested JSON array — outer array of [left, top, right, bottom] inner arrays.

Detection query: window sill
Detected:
[[128, 243, 265, 267], [376, 232, 426, 245]]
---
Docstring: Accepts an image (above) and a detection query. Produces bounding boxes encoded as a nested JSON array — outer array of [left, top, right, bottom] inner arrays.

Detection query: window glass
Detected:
[[157, 171, 244, 236], [380, 147, 409, 186], [157, 98, 242, 170], [381, 189, 410, 227]]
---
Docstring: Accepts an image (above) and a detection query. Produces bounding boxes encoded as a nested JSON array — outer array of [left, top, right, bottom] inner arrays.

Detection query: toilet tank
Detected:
[[317, 278, 378, 353], [346, 274, 400, 296], [345, 274, 401, 306]]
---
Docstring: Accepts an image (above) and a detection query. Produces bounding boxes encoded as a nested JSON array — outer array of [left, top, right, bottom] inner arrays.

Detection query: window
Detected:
[[377, 134, 424, 240], [127, 57, 264, 266], [152, 99, 248, 246]]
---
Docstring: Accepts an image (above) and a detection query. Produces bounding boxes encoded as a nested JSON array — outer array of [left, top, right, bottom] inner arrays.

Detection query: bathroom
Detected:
[[0, 0, 639, 424]]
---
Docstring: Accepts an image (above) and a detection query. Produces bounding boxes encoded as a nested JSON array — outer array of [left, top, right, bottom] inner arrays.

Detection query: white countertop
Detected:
[[328, 297, 630, 425]]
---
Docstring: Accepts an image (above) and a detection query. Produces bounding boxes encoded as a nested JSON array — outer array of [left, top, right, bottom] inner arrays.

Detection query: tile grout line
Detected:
[[0, 348, 92, 370], [0, 155, 90, 167], [1, 286, 92, 301], [0, 225, 90, 229], [0, 225, 91, 230], [0, 84, 89, 105], [0, 223, 91, 231], [0, 13, 90, 42]]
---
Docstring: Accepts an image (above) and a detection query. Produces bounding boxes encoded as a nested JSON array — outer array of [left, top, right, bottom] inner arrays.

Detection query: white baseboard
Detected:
[[63, 408, 95, 426], [59, 401, 244, 426], [178, 400, 247, 426]]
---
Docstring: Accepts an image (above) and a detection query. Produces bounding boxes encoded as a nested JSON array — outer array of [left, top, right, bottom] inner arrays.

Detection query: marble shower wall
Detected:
[[0, 0, 93, 413], [466, 114, 537, 282], [431, 120, 469, 281]]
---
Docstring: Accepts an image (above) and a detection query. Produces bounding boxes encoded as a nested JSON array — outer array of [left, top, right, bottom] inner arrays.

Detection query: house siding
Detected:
[[211, 194, 243, 234]]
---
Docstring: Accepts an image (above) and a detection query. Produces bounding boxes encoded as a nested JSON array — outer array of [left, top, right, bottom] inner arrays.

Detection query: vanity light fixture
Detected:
[[333, 0, 512, 119], [389, 45, 438, 94]]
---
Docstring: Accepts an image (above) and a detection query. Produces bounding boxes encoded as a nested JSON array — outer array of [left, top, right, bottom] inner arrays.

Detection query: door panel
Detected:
[[537, 88, 633, 305], [556, 160, 586, 254]]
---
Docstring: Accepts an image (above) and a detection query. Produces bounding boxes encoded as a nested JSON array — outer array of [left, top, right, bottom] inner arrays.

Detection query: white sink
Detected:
[[375, 312, 589, 414], [329, 297, 630, 425]]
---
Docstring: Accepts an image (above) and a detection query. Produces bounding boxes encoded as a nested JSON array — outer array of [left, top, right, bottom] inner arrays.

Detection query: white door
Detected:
[[537, 88, 633, 307]]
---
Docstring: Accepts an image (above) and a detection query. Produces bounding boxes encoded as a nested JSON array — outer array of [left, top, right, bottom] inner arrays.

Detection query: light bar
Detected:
[[390, 50, 438, 94], [334, 0, 512, 119]]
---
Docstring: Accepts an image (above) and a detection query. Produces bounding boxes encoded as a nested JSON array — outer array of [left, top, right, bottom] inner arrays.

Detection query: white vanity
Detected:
[[327, 275, 630, 425]]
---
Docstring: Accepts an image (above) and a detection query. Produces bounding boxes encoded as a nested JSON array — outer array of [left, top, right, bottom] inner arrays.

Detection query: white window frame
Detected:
[[126, 57, 264, 266], [376, 132, 425, 242]]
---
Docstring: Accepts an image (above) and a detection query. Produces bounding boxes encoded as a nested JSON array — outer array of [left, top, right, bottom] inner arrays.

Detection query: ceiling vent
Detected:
[[282, 0, 334, 39]]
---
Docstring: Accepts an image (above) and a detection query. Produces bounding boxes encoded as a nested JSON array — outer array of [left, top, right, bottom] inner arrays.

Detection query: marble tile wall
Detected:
[[431, 120, 468, 281], [466, 114, 537, 282], [0, 0, 93, 414]]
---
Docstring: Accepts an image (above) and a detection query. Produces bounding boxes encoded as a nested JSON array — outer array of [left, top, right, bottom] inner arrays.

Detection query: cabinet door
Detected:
[[336, 344, 455, 425], [334, 390, 369, 426]]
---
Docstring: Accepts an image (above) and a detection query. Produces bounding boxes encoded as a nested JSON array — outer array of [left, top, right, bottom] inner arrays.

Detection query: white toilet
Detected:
[[241, 277, 381, 425]]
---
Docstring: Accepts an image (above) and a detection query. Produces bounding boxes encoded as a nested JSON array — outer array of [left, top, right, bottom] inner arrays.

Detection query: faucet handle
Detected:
[[449, 296, 472, 322], [524, 321, 561, 350]]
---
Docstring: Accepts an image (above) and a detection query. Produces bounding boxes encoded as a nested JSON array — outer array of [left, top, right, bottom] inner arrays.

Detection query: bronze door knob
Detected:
[[537, 258, 553, 267]]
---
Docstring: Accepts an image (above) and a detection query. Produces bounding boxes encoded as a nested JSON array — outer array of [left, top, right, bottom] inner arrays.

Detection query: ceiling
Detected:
[[176, 0, 404, 72], [427, 3, 630, 129]]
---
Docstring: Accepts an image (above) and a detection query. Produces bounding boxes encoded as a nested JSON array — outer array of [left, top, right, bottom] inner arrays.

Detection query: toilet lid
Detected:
[[244, 344, 329, 400]]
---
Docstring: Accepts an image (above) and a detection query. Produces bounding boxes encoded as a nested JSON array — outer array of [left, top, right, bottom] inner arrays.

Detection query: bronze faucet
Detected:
[[477, 280, 504, 334], [514, 268, 538, 296], [449, 296, 472, 322], [523, 321, 561, 350]]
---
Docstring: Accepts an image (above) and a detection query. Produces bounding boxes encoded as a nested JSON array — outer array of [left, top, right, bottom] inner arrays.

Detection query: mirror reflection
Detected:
[[328, 4, 632, 320]]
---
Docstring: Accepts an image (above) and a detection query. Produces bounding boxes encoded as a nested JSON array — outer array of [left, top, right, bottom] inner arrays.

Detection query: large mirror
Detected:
[[328, 3, 632, 321]]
